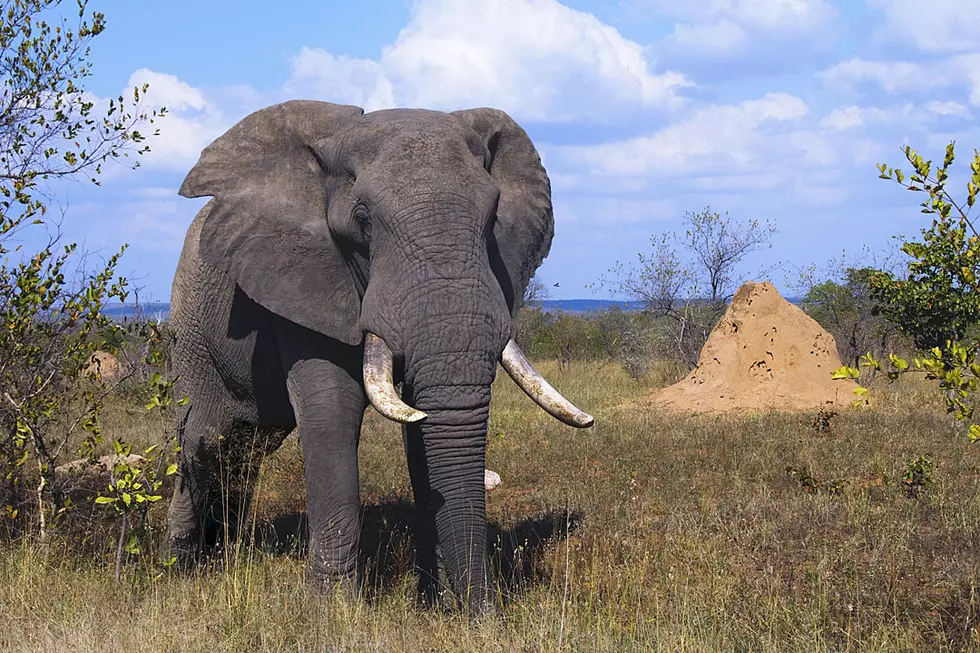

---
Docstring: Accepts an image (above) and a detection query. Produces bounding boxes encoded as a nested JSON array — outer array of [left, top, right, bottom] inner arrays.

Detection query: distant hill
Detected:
[[534, 296, 803, 314], [536, 299, 646, 313], [102, 296, 805, 321], [102, 302, 171, 321]]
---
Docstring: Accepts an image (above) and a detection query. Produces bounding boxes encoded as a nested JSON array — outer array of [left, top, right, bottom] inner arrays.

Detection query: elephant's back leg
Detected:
[[168, 201, 294, 559], [171, 201, 292, 425]]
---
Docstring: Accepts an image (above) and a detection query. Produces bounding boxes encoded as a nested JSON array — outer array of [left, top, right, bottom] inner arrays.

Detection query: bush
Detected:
[[837, 142, 980, 440], [514, 306, 678, 380], [0, 0, 169, 544], [800, 266, 906, 367], [514, 308, 611, 368], [869, 144, 980, 351]]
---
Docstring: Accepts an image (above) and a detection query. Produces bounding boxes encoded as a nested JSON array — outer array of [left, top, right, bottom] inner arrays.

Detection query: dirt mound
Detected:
[[640, 281, 858, 414], [84, 351, 122, 382]]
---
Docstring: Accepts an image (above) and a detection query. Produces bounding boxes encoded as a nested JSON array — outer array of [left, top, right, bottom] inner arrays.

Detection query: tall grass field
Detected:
[[2, 360, 979, 652]]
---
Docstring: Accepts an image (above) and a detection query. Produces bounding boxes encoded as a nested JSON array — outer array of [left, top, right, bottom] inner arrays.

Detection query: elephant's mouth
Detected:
[[361, 332, 594, 429]]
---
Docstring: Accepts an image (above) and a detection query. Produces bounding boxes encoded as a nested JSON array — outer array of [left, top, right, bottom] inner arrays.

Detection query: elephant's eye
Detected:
[[352, 203, 371, 232]]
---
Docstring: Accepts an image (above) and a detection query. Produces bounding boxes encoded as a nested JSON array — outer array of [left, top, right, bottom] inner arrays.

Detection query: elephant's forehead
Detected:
[[344, 110, 481, 161], [356, 107, 452, 130]]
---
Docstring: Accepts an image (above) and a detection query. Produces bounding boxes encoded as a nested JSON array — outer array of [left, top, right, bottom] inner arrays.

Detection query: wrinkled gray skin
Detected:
[[167, 100, 556, 616]]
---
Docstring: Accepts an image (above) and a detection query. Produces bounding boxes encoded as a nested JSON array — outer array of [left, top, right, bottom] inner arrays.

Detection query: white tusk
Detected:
[[500, 339, 595, 428], [484, 469, 501, 491], [363, 333, 427, 424]]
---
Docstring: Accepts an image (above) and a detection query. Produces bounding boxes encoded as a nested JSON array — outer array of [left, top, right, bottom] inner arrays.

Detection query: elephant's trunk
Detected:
[[402, 351, 497, 615]]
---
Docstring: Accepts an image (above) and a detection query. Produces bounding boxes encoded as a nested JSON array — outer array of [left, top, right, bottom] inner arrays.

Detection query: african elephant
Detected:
[[166, 100, 593, 616]]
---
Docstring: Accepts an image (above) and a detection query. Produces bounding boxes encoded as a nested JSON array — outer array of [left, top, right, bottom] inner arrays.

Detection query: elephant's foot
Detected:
[[166, 532, 201, 573], [306, 539, 360, 600], [430, 580, 499, 621], [415, 552, 499, 620], [306, 565, 359, 602], [441, 554, 499, 620], [414, 540, 449, 610], [416, 569, 448, 610], [468, 594, 502, 624]]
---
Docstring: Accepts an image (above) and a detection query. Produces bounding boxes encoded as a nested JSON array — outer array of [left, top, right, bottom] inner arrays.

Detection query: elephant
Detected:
[[166, 99, 594, 616]]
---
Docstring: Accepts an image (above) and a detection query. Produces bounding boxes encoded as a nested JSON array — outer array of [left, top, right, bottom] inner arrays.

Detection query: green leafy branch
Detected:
[[94, 436, 178, 585], [833, 340, 979, 440], [832, 141, 980, 442], [869, 143, 980, 351]]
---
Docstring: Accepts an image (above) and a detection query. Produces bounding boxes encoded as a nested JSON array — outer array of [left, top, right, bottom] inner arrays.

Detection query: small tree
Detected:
[[0, 0, 166, 539], [836, 143, 980, 440], [523, 275, 549, 307], [867, 146, 980, 351], [801, 266, 900, 367], [594, 207, 776, 367]]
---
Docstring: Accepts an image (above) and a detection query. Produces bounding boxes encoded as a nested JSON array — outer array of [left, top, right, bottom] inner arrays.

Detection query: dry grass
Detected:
[[3, 360, 980, 652]]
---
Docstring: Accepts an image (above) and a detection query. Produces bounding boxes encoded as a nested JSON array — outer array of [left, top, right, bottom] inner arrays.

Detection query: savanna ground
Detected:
[[2, 359, 979, 652]]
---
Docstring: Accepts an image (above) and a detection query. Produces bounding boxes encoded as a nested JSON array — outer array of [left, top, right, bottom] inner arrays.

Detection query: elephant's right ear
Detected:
[[179, 100, 365, 345]]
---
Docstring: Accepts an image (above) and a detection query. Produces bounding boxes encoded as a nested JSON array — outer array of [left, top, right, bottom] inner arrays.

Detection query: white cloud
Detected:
[[867, 0, 980, 55], [553, 196, 676, 226], [282, 0, 690, 121], [818, 59, 936, 94], [638, 0, 835, 30], [128, 186, 178, 199], [667, 19, 748, 56], [820, 100, 976, 132], [819, 105, 865, 130], [117, 198, 189, 253], [542, 91, 914, 221], [122, 69, 232, 171], [286, 49, 394, 111], [820, 55, 980, 107], [555, 93, 810, 177], [926, 100, 971, 118], [60, 193, 190, 257], [954, 54, 980, 106], [819, 105, 909, 130], [635, 0, 836, 58], [132, 69, 208, 113]]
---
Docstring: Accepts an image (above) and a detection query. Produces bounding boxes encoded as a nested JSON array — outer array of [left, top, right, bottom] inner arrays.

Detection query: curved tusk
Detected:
[[363, 333, 427, 424], [500, 339, 595, 428]]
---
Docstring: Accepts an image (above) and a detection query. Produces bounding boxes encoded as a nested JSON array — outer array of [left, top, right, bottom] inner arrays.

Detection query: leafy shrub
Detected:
[[836, 143, 980, 441], [801, 266, 905, 367], [0, 0, 169, 543]]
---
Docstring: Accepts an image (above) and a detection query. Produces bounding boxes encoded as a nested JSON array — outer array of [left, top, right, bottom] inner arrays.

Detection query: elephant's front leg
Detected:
[[282, 345, 367, 591]]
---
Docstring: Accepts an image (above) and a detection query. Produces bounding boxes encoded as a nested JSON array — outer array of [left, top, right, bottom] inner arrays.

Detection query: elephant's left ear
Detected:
[[451, 108, 554, 315], [178, 100, 366, 345]]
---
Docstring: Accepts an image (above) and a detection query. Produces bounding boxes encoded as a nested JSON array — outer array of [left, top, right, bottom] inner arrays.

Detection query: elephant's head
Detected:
[[177, 100, 592, 611]]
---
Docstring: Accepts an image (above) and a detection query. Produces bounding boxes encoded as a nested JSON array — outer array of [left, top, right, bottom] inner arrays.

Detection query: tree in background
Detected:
[[800, 266, 901, 368], [837, 143, 980, 440], [0, 0, 168, 540], [522, 275, 549, 307], [594, 206, 776, 368]]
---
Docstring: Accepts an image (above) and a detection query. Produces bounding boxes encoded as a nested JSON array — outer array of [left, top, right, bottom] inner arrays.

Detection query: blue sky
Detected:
[[39, 0, 980, 301]]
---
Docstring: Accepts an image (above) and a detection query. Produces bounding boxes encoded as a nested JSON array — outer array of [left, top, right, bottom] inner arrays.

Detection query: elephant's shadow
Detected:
[[252, 499, 584, 599]]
